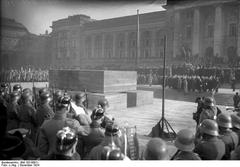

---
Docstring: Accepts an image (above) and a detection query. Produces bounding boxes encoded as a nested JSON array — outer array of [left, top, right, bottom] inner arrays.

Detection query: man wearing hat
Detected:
[[194, 119, 225, 160], [87, 123, 124, 160], [217, 113, 239, 159], [80, 107, 105, 158], [172, 129, 201, 160], [142, 138, 169, 160], [37, 95, 84, 158], [98, 98, 114, 128], [44, 127, 80, 160], [18, 91, 37, 142], [36, 91, 55, 127], [6, 91, 21, 131]]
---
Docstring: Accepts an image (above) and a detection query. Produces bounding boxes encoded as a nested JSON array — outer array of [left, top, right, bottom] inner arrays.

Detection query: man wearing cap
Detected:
[[36, 91, 54, 127], [172, 129, 201, 160], [217, 113, 239, 159], [18, 91, 37, 142], [87, 123, 124, 160], [142, 138, 169, 160], [194, 119, 225, 160], [6, 91, 21, 131], [98, 99, 114, 128], [37, 95, 84, 158], [80, 108, 105, 158]]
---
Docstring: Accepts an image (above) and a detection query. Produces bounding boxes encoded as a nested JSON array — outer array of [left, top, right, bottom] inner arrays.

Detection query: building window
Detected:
[[207, 25, 214, 38], [229, 23, 237, 37], [85, 36, 92, 57], [186, 26, 192, 40]]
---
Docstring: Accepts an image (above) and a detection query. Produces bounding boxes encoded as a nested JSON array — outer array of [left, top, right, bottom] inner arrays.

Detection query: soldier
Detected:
[[13, 84, 22, 93], [87, 123, 124, 160], [231, 113, 240, 145], [98, 99, 114, 128], [194, 119, 225, 160], [233, 92, 240, 109], [18, 91, 37, 142], [37, 95, 84, 158], [6, 91, 21, 131], [80, 108, 105, 158], [198, 97, 218, 124], [217, 113, 239, 159], [52, 90, 63, 112], [142, 138, 169, 160], [35, 92, 55, 127], [44, 127, 80, 160], [172, 129, 201, 160]]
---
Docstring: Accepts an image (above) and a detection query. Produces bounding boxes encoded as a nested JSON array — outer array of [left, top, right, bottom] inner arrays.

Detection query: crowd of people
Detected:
[[0, 67, 48, 82], [1, 82, 240, 160]]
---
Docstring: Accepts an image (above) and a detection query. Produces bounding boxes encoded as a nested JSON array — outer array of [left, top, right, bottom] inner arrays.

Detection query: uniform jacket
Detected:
[[219, 129, 239, 160], [232, 127, 240, 146], [18, 102, 37, 141], [172, 150, 201, 160], [81, 121, 105, 158], [194, 136, 226, 160], [6, 102, 20, 130], [37, 112, 84, 156], [36, 103, 55, 127]]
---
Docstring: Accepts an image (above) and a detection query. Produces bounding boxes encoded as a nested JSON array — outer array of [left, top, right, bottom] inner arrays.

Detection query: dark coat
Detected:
[[219, 129, 239, 160], [194, 137, 226, 160], [37, 113, 84, 156], [6, 102, 20, 130], [36, 103, 55, 127], [172, 150, 201, 160]]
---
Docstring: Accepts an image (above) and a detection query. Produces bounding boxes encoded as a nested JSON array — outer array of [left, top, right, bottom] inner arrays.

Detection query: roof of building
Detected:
[[1, 17, 29, 32], [84, 10, 166, 31]]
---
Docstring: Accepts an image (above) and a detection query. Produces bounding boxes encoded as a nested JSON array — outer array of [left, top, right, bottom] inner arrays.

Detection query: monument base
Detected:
[[126, 90, 153, 108]]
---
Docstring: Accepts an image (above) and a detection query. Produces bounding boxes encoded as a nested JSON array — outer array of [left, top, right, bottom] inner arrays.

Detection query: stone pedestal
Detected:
[[126, 90, 153, 108]]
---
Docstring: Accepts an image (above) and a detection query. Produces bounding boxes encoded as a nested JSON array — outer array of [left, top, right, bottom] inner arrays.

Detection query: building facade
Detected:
[[0, 17, 51, 70]]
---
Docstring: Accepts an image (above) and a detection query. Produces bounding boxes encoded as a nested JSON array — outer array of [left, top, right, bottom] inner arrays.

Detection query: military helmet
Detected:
[[56, 127, 77, 152], [21, 91, 32, 101], [10, 91, 21, 100], [75, 92, 86, 101], [144, 138, 168, 160], [105, 123, 120, 137], [217, 113, 232, 128], [40, 91, 52, 102], [13, 84, 22, 92], [22, 88, 32, 94], [57, 95, 71, 108], [175, 129, 195, 152], [101, 146, 124, 160], [91, 108, 104, 120], [231, 113, 240, 129], [200, 119, 219, 136], [39, 88, 49, 96], [54, 90, 63, 99], [204, 97, 215, 107], [98, 98, 109, 109]]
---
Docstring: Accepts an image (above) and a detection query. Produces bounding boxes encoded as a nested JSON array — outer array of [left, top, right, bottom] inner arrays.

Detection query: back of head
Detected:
[[91, 108, 104, 121], [217, 113, 232, 129], [39, 88, 49, 96], [21, 91, 32, 103], [40, 91, 52, 104], [200, 119, 219, 136], [101, 146, 124, 160], [13, 84, 22, 93], [56, 127, 77, 154], [144, 138, 168, 160], [10, 91, 21, 102], [98, 98, 109, 109], [75, 92, 86, 102], [56, 95, 71, 112], [204, 97, 215, 108], [175, 129, 195, 152]]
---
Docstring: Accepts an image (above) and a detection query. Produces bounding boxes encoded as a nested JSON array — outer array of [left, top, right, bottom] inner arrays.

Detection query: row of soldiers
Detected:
[[0, 68, 48, 82], [167, 75, 220, 93], [1, 83, 240, 160]]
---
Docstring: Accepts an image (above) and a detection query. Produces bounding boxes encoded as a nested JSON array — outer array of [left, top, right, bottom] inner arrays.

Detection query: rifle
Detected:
[[32, 81, 38, 109], [84, 89, 88, 109]]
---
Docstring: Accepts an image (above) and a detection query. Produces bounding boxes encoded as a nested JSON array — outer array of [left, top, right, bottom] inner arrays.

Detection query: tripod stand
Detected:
[[158, 35, 176, 140]]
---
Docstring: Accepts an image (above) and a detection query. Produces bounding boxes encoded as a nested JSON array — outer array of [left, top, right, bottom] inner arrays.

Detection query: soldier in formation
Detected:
[[2, 82, 240, 160]]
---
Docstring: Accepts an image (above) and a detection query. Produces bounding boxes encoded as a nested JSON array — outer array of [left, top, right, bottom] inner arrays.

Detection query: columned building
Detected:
[[166, 0, 240, 66], [51, 12, 166, 70]]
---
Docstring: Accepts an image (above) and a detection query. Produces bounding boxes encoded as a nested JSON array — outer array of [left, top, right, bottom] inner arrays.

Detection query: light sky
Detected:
[[1, 0, 165, 35]]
